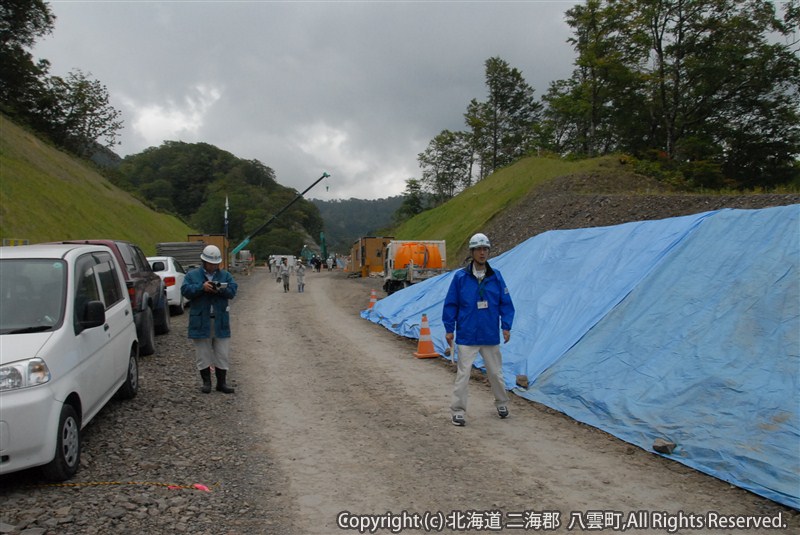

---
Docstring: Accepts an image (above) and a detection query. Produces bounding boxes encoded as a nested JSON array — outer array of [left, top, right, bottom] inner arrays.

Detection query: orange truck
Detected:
[[382, 240, 447, 294]]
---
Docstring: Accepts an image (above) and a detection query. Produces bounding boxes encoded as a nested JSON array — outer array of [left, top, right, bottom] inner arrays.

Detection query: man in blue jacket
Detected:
[[443, 233, 515, 426], [181, 245, 238, 394]]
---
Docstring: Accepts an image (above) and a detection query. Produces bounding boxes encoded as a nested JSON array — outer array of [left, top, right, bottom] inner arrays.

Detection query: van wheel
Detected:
[[139, 307, 156, 356], [41, 404, 81, 481], [154, 297, 170, 335], [117, 346, 139, 399]]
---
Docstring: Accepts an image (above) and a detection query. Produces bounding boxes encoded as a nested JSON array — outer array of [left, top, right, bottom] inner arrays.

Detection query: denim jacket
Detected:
[[181, 267, 238, 339]]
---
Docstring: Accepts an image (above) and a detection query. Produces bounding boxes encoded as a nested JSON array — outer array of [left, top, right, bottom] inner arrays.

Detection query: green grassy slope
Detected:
[[392, 156, 605, 261], [0, 115, 194, 255]]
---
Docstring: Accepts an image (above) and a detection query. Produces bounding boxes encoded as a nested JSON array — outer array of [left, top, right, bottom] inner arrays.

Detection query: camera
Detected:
[[212, 281, 228, 290]]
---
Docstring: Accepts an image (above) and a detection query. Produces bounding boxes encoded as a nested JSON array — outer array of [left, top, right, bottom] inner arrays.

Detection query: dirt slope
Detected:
[[483, 169, 800, 259]]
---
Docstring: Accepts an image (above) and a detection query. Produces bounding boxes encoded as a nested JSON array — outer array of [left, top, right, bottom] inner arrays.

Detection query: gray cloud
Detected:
[[35, 1, 577, 199]]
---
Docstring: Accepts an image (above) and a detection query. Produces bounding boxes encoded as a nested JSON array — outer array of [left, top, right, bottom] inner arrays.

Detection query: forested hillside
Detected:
[[312, 197, 404, 254], [112, 141, 323, 258]]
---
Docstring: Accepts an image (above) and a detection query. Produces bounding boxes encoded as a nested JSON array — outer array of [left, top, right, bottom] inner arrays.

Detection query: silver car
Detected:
[[0, 244, 139, 480]]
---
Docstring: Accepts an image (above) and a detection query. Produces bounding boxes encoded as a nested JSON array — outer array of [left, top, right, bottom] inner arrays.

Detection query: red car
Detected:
[[58, 240, 169, 355]]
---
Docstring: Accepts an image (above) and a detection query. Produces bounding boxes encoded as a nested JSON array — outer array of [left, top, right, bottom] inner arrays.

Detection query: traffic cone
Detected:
[[413, 314, 440, 359], [367, 289, 377, 309]]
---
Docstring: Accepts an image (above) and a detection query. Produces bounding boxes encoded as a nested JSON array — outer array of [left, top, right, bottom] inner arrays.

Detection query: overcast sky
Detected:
[[34, 1, 578, 200]]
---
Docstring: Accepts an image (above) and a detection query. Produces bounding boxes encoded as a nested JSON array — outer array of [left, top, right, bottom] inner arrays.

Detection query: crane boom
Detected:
[[230, 172, 330, 256]]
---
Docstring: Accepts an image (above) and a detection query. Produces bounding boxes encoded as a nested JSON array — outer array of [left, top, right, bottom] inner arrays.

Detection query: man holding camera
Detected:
[[181, 245, 239, 394]]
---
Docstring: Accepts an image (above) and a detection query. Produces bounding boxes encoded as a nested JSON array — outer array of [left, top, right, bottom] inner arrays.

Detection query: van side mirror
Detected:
[[77, 300, 106, 332]]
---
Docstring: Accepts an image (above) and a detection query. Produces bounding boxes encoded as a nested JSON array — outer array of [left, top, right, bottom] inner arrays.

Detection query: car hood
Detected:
[[0, 332, 54, 365]]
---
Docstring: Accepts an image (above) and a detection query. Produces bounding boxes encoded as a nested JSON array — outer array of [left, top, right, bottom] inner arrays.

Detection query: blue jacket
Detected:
[[181, 267, 238, 339], [442, 261, 514, 346]]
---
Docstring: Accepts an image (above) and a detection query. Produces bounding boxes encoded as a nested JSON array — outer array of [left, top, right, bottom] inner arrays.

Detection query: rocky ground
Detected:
[[484, 163, 800, 259], [0, 170, 797, 535], [0, 286, 287, 535]]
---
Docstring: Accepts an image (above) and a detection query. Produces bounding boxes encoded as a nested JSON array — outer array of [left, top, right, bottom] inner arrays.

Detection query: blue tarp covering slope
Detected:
[[361, 205, 800, 509]]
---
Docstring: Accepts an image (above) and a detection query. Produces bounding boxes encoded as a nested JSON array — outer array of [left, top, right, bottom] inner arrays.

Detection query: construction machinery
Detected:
[[230, 172, 330, 257], [382, 240, 447, 294]]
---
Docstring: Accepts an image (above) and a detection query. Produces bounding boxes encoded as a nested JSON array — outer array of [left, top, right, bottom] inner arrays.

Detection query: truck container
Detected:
[[382, 240, 447, 294], [349, 236, 394, 278]]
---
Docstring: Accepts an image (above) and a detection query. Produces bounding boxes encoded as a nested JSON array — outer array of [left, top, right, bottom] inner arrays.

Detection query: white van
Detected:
[[0, 244, 139, 480]]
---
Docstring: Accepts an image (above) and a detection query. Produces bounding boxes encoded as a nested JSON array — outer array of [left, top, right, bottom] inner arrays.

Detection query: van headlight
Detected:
[[0, 358, 51, 391]]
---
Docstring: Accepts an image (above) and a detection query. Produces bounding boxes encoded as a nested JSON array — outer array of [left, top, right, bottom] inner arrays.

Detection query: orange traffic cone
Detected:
[[367, 289, 377, 309], [413, 314, 440, 359]]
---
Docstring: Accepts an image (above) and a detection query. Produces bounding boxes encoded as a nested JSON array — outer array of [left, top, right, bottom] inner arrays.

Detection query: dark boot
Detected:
[[200, 368, 212, 394], [215, 368, 235, 394]]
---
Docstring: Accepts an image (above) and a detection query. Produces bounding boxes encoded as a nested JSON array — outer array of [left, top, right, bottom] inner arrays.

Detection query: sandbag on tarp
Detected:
[[520, 205, 800, 509], [362, 210, 714, 388]]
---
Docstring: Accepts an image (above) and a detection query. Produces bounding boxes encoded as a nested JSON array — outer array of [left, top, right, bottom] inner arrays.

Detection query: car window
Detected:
[[132, 246, 151, 273], [174, 259, 186, 274], [74, 255, 101, 330], [116, 242, 137, 273], [94, 252, 125, 308], [0, 259, 66, 333]]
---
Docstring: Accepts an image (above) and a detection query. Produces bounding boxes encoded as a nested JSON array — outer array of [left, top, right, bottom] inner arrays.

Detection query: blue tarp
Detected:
[[361, 205, 800, 509]]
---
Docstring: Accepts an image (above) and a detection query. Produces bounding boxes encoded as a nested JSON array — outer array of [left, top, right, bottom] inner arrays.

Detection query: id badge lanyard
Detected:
[[477, 278, 489, 309]]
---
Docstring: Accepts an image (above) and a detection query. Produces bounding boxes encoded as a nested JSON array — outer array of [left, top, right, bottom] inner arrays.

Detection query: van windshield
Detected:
[[0, 259, 66, 334]]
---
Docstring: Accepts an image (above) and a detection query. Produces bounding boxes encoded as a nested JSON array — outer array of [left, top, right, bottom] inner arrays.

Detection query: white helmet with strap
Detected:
[[468, 233, 491, 249], [201, 245, 223, 264]]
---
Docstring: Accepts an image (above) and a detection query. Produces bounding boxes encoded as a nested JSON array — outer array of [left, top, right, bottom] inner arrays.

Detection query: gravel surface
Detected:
[[0, 273, 291, 535]]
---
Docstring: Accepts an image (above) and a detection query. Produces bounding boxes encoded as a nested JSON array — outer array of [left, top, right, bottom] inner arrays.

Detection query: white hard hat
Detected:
[[200, 245, 222, 264], [469, 233, 491, 249]]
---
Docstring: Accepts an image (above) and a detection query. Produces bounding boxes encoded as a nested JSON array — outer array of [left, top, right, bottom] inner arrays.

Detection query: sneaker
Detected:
[[451, 414, 466, 426], [497, 406, 509, 419]]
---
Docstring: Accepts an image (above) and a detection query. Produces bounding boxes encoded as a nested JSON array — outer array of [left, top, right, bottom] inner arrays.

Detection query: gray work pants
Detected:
[[450, 344, 509, 416], [193, 336, 231, 370]]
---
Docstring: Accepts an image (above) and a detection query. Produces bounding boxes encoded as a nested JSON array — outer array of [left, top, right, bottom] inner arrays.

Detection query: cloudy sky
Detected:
[[34, 1, 578, 200]]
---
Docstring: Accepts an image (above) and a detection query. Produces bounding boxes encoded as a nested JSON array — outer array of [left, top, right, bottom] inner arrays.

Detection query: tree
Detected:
[[544, 0, 800, 188], [393, 178, 425, 223], [0, 0, 54, 117], [465, 57, 542, 175], [1, 3, 125, 158], [417, 129, 473, 203], [43, 70, 123, 155]]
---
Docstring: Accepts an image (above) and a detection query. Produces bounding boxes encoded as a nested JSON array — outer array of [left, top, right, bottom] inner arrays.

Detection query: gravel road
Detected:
[[1, 268, 797, 535]]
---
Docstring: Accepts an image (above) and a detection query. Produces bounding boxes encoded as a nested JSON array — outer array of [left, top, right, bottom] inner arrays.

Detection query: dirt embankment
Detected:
[[484, 169, 800, 259]]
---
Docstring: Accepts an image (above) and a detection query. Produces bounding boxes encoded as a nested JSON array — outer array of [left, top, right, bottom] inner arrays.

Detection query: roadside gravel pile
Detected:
[[0, 276, 294, 535]]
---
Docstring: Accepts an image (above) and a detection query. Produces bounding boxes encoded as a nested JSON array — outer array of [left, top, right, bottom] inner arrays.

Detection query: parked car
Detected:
[[147, 256, 187, 315], [58, 240, 169, 356], [0, 243, 139, 480]]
